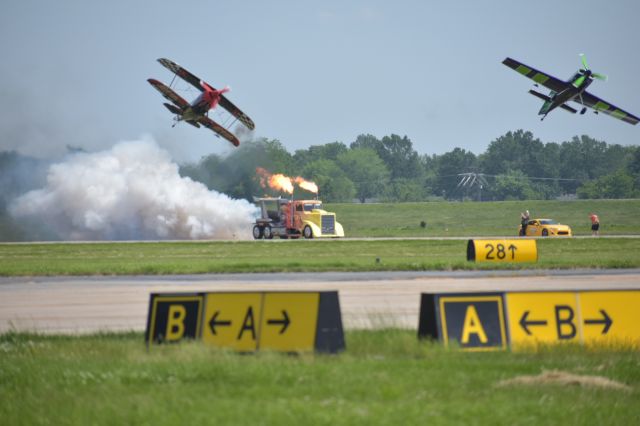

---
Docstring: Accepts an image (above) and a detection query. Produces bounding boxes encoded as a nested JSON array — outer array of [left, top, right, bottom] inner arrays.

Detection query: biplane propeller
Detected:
[[148, 58, 255, 146], [502, 54, 639, 125]]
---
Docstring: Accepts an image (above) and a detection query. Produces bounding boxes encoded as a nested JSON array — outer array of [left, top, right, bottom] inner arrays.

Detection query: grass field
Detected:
[[327, 199, 640, 237], [1, 330, 638, 425], [1, 237, 639, 275]]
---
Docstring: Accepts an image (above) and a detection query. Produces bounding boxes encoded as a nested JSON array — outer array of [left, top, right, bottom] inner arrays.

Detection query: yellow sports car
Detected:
[[518, 218, 572, 237]]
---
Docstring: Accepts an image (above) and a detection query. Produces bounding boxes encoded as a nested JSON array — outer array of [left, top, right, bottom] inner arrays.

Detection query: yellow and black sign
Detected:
[[146, 291, 344, 353], [506, 290, 640, 348], [418, 293, 507, 350], [420, 290, 640, 349], [145, 293, 204, 344], [467, 239, 537, 263]]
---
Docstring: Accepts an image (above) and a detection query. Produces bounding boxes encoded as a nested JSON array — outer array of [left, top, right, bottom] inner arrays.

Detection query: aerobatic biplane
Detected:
[[503, 54, 639, 125], [148, 58, 255, 146]]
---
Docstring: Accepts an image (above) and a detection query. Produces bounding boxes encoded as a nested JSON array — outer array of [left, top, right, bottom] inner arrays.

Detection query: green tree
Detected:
[[293, 142, 348, 169], [382, 178, 426, 202], [489, 170, 538, 201], [179, 138, 293, 200], [577, 170, 639, 199], [337, 148, 389, 203], [433, 148, 478, 200], [301, 159, 355, 202]]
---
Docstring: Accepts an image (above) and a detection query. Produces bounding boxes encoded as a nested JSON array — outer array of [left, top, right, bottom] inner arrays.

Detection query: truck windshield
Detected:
[[303, 203, 322, 211]]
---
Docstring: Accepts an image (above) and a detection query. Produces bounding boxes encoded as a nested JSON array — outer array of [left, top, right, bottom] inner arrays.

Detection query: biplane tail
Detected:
[[163, 103, 182, 115]]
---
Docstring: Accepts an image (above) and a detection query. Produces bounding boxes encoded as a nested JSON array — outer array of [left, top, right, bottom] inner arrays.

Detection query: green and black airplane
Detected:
[[503, 55, 639, 125]]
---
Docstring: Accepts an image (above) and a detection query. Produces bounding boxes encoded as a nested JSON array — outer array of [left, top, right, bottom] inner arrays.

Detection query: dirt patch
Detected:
[[496, 369, 631, 392]]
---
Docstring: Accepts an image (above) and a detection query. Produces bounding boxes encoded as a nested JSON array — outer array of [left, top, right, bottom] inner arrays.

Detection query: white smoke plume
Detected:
[[9, 137, 257, 240]]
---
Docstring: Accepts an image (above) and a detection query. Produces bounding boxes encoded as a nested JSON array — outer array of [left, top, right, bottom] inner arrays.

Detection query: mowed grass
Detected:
[[327, 199, 640, 237], [1, 237, 640, 275], [1, 331, 638, 425]]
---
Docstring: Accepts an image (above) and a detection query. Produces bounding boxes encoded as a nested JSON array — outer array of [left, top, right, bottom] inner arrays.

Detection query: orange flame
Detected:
[[256, 168, 318, 194], [294, 177, 319, 194]]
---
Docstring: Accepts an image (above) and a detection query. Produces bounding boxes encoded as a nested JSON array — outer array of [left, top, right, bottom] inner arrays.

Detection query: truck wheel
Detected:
[[263, 225, 274, 239], [541, 229, 549, 237], [252, 225, 263, 239], [303, 225, 313, 239]]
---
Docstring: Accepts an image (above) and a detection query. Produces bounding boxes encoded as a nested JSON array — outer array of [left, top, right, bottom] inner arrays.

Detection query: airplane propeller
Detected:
[[578, 53, 607, 84]]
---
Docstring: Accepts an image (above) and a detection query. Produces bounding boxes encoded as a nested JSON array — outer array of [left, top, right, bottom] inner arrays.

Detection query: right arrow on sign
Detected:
[[209, 311, 232, 335], [584, 309, 613, 334], [267, 310, 290, 334], [519, 310, 548, 335]]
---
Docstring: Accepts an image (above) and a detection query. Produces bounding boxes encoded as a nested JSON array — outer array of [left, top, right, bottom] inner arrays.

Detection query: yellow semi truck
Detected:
[[252, 197, 344, 239]]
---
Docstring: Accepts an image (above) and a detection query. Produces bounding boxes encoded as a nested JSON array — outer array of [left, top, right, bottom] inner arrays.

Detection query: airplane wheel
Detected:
[[263, 225, 274, 240], [252, 225, 263, 240], [542, 229, 549, 237], [303, 225, 313, 239]]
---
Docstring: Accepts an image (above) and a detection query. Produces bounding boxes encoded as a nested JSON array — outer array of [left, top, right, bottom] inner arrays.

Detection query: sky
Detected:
[[1, 0, 639, 164]]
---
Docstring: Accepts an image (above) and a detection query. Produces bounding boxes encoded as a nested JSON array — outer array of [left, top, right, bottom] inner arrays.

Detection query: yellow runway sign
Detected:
[[418, 293, 507, 351], [147, 291, 344, 353], [421, 290, 640, 349], [467, 239, 537, 263]]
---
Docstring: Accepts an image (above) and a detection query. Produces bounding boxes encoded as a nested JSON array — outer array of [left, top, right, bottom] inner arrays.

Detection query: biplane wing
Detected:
[[147, 78, 189, 110], [197, 116, 240, 147], [219, 96, 255, 130], [158, 58, 203, 92], [502, 57, 567, 93], [157, 58, 255, 130], [576, 91, 640, 125]]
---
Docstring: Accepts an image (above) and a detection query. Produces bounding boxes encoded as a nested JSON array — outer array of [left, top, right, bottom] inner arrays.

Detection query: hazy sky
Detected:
[[1, 0, 638, 163]]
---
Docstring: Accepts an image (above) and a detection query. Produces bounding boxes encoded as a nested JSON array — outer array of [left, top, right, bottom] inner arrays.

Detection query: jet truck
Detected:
[[252, 197, 344, 239]]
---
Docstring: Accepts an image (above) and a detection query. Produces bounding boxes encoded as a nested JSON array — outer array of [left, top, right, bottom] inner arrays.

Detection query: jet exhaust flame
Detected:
[[256, 167, 318, 194]]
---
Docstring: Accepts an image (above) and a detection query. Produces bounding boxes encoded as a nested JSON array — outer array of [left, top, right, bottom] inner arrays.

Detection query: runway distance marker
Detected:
[[467, 239, 537, 263]]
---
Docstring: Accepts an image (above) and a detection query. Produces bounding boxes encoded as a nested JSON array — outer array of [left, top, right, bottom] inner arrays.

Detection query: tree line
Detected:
[[180, 130, 640, 202]]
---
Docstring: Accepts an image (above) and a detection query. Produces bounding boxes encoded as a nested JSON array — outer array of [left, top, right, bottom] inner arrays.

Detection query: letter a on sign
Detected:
[[461, 305, 488, 344], [238, 306, 257, 340], [425, 295, 507, 350]]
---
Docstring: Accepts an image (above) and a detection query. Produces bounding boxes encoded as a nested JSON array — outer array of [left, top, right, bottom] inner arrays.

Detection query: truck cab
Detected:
[[252, 197, 344, 239]]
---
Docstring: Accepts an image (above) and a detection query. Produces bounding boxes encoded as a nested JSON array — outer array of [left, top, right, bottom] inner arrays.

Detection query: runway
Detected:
[[1, 270, 639, 334]]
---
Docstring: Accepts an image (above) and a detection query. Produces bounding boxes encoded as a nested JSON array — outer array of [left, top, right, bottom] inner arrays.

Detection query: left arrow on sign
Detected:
[[209, 311, 232, 335], [519, 311, 548, 335], [267, 310, 290, 334], [584, 309, 613, 334]]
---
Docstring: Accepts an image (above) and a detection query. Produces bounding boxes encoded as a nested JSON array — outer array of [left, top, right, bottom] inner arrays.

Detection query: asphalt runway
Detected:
[[2, 269, 639, 334]]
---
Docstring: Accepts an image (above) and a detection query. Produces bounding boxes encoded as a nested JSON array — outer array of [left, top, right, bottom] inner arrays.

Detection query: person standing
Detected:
[[520, 210, 530, 236], [590, 213, 600, 236]]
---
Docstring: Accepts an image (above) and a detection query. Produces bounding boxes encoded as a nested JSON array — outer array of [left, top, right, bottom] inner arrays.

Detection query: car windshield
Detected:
[[303, 203, 322, 211], [539, 219, 559, 225]]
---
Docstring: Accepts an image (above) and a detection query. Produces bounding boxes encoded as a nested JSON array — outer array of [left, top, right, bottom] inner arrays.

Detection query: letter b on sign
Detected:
[[146, 295, 203, 344]]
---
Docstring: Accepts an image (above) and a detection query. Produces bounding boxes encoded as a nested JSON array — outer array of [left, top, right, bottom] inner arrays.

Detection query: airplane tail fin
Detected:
[[529, 90, 554, 115], [163, 103, 182, 115], [528, 90, 576, 115]]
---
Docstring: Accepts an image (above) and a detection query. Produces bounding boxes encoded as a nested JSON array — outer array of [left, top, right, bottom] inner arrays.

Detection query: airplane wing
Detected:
[[157, 58, 204, 92], [197, 116, 240, 147], [147, 78, 189, 109], [502, 57, 567, 93], [219, 96, 256, 130], [574, 91, 639, 125]]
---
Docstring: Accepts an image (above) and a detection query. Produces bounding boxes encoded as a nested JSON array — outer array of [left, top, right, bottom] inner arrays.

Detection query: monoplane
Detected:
[[502, 55, 639, 125], [148, 58, 255, 146]]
